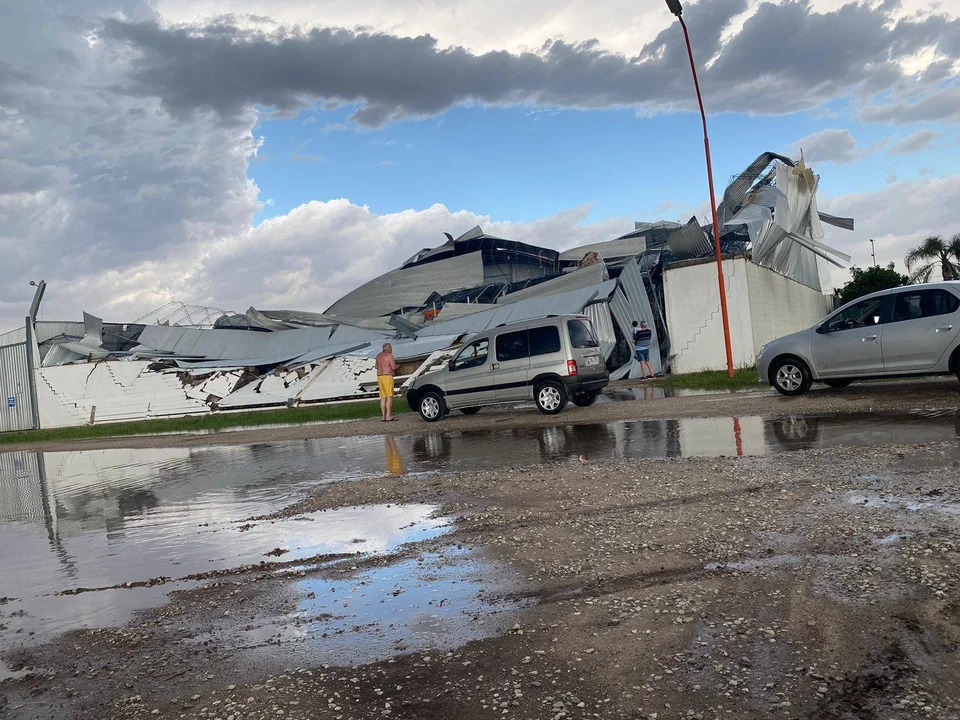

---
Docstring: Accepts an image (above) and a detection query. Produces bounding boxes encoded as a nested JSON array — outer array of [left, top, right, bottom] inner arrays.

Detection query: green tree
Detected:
[[836, 263, 909, 305], [904, 234, 960, 283]]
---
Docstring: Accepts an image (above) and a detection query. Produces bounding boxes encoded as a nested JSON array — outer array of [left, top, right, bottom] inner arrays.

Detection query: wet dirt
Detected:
[[3, 400, 960, 718]]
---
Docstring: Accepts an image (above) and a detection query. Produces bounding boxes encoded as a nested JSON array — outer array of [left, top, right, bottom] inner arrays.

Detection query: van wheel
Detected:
[[770, 357, 812, 397], [535, 381, 568, 415], [418, 391, 445, 422], [823, 380, 852, 388], [460, 407, 481, 415], [571, 390, 599, 407]]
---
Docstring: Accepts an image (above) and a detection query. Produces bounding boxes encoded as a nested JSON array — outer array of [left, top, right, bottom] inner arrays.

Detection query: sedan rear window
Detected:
[[567, 319, 599, 348], [892, 289, 960, 322]]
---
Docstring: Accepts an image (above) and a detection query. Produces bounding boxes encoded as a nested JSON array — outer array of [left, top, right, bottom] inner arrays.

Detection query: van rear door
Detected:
[[525, 323, 565, 386], [566, 318, 604, 374]]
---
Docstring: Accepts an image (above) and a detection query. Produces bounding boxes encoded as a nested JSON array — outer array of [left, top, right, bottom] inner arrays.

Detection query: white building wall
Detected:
[[36, 362, 211, 428], [664, 258, 756, 374], [745, 261, 835, 355], [665, 257, 835, 374]]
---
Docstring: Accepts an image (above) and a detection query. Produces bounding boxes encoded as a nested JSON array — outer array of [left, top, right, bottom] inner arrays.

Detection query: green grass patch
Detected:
[[655, 366, 761, 390], [0, 399, 410, 446]]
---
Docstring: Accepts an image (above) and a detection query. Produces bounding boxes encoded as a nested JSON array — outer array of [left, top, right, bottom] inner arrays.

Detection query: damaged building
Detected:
[[0, 152, 853, 431]]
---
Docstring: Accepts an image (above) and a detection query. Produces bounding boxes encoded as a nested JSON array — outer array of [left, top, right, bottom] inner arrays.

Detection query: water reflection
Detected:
[[385, 436, 405, 476], [1, 409, 957, 647]]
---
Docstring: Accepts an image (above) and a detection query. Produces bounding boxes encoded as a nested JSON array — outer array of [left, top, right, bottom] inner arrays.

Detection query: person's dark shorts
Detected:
[[635, 347, 650, 362]]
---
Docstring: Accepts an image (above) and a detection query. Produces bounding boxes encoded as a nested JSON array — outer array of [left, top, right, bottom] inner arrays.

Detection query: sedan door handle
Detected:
[[936, 325, 954, 332], [862, 335, 877, 342], [491, 363, 500, 370]]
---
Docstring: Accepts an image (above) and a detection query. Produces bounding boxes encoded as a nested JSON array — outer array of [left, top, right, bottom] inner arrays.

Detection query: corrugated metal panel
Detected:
[[584, 302, 617, 361], [609, 287, 662, 378], [818, 211, 854, 231], [497, 264, 606, 304], [417, 281, 617, 338], [430, 302, 496, 320], [357, 335, 461, 360], [0, 341, 36, 432], [138, 325, 338, 362], [326, 252, 485, 319], [328, 324, 392, 346], [558, 235, 646, 262], [667, 217, 714, 260], [0, 326, 27, 345], [34, 322, 84, 344], [620, 260, 663, 377]]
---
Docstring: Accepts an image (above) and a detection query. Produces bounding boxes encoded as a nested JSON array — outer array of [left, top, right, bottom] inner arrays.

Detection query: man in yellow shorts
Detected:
[[375, 342, 398, 422]]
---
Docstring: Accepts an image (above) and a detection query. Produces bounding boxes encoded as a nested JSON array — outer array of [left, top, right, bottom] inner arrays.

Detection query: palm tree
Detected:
[[904, 234, 960, 283]]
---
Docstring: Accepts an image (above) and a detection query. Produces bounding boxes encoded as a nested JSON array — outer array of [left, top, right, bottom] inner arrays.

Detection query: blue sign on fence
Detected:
[[7, 396, 14, 408]]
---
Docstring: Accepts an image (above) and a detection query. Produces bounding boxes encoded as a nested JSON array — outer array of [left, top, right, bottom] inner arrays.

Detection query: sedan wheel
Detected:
[[771, 358, 812, 397]]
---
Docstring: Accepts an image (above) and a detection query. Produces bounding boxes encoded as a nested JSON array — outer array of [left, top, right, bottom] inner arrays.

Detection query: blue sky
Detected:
[[251, 99, 956, 236]]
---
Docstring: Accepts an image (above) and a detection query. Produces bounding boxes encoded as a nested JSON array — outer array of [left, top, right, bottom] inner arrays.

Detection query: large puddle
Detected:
[[1, 409, 958, 667]]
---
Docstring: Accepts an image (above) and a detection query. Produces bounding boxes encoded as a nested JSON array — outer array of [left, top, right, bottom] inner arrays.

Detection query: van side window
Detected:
[[567, 319, 599, 348], [496, 330, 529, 361], [529, 325, 561, 356], [452, 338, 489, 370]]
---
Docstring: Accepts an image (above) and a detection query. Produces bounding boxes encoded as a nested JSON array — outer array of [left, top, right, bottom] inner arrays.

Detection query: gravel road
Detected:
[[3, 433, 959, 719]]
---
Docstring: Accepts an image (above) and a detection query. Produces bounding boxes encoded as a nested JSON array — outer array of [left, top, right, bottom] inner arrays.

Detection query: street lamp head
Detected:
[[665, 0, 683, 17]]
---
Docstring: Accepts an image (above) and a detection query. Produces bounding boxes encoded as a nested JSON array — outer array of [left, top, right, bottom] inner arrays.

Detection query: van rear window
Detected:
[[529, 326, 561, 356], [567, 319, 599, 348]]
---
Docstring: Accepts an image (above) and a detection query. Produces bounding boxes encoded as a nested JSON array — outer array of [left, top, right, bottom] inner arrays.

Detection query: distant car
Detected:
[[757, 281, 960, 396], [406, 314, 609, 421]]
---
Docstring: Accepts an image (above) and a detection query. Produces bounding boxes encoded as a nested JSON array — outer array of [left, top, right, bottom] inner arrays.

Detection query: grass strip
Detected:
[[0, 399, 410, 445], [654, 366, 761, 390]]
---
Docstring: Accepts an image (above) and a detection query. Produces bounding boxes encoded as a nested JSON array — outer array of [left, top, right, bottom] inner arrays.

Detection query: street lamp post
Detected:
[[664, 0, 735, 379], [869, 238, 877, 267]]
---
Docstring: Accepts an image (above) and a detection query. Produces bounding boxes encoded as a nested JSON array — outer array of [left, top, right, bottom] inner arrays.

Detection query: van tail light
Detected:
[[567, 359, 578, 376]]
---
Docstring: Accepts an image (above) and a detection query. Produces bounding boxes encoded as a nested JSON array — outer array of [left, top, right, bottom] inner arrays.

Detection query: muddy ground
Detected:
[[3, 434, 959, 719]]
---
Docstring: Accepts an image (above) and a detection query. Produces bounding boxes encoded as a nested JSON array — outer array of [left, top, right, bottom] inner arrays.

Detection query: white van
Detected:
[[406, 314, 609, 422]]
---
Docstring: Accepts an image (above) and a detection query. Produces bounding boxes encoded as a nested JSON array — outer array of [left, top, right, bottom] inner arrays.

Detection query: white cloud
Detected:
[[0, 0, 261, 327], [18, 200, 631, 325], [821, 172, 960, 288], [791, 129, 878, 166], [890, 129, 941, 155]]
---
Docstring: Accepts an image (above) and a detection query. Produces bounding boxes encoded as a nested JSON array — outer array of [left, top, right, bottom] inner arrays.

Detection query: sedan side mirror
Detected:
[[815, 324, 828, 335], [448, 359, 456, 371]]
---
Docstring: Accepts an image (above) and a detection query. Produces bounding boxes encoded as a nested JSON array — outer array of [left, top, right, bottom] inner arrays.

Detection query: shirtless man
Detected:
[[375, 343, 398, 422]]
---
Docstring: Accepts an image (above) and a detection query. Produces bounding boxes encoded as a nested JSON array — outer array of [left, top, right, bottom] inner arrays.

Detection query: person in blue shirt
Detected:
[[631, 320, 655, 381]]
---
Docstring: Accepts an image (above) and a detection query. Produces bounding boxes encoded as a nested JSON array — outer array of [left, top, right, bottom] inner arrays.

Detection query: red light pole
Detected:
[[664, 0, 735, 378]]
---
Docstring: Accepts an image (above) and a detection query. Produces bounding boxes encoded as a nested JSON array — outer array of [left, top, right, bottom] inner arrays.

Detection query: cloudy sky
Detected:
[[1, 0, 958, 330]]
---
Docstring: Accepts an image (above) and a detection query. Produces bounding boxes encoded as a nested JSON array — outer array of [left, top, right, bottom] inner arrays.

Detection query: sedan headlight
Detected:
[[758, 343, 769, 357]]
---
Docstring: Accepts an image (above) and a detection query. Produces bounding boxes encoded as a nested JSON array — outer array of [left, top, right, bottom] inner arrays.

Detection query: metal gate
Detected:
[[0, 341, 36, 432]]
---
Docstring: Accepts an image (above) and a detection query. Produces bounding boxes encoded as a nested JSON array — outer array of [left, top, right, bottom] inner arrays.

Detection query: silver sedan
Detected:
[[757, 281, 960, 396]]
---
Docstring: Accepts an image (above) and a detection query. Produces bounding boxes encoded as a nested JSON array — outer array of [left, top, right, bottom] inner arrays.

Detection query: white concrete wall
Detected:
[[36, 362, 212, 428], [664, 258, 756, 374], [664, 258, 834, 374], [746, 262, 835, 354]]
